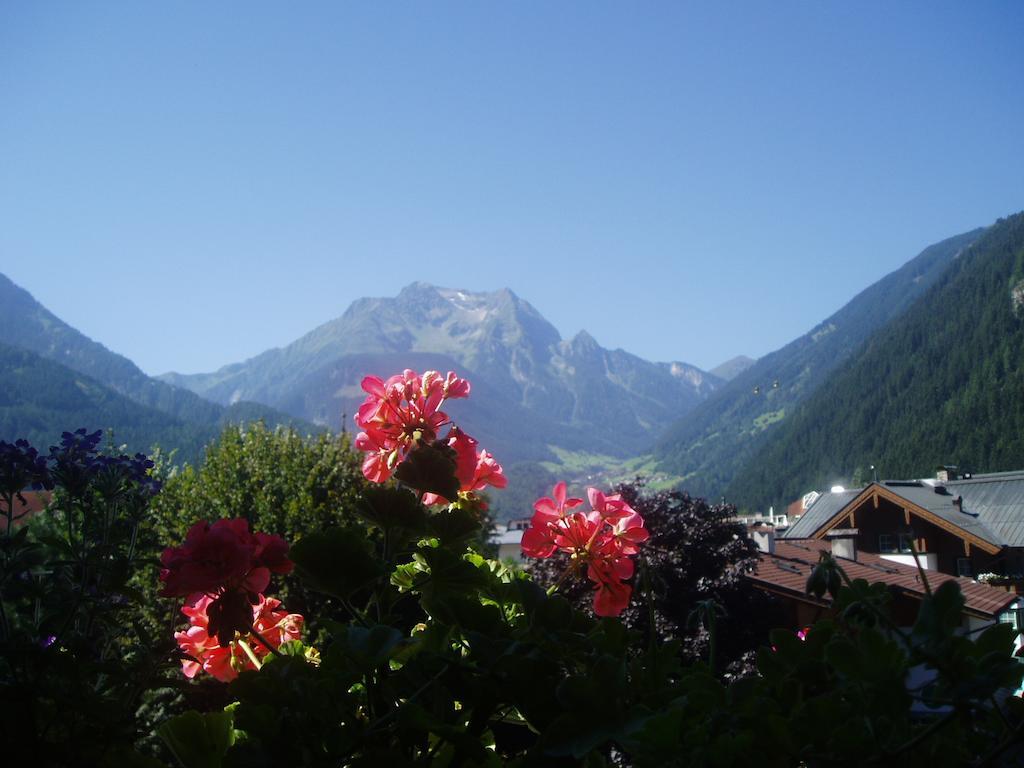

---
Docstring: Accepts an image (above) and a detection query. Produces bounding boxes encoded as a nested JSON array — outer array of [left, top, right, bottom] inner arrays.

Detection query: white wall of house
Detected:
[[880, 552, 939, 571], [498, 541, 524, 563]]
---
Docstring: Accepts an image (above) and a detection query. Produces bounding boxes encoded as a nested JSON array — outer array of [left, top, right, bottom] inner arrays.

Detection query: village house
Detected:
[[781, 467, 1024, 583], [5, 490, 51, 528], [748, 532, 1021, 640], [491, 517, 530, 563], [743, 466, 1024, 670]]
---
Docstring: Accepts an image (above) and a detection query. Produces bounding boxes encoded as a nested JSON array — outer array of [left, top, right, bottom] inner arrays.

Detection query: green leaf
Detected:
[[426, 504, 483, 548], [157, 710, 236, 768], [393, 440, 460, 500], [416, 546, 490, 598], [291, 527, 384, 600], [329, 624, 403, 674], [357, 485, 429, 534], [973, 622, 1016, 659], [912, 580, 965, 647]]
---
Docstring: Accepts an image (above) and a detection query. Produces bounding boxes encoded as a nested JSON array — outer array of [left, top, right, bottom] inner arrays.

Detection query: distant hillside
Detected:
[[0, 342, 215, 463], [0, 272, 312, 440], [653, 226, 985, 498], [726, 212, 1024, 510], [161, 283, 719, 462], [708, 355, 756, 382]]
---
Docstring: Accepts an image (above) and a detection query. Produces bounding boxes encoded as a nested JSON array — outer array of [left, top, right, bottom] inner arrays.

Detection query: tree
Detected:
[[140, 422, 367, 634], [529, 480, 770, 675]]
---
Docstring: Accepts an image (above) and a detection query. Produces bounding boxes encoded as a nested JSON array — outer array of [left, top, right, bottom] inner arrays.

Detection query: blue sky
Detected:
[[1, 2, 1022, 375]]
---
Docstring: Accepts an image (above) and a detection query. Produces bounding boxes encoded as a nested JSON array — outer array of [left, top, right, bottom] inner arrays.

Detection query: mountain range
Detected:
[[724, 212, 1024, 509], [3, 210, 1021, 519], [652, 226, 986, 500], [159, 282, 721, 463], [0, 273, 314, 461]]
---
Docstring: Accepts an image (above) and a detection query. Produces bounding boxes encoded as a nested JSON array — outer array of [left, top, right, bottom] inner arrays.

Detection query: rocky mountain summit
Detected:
[[162, 282, 719, 461]]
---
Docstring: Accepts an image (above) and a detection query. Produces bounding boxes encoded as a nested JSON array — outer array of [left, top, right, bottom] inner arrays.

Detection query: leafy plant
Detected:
[[0, 430, 171, 766]]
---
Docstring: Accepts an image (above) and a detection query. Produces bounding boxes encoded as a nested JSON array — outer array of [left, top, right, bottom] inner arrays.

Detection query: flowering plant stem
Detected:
[[249, 627, 284, 659], [236, 639, 263, 670]]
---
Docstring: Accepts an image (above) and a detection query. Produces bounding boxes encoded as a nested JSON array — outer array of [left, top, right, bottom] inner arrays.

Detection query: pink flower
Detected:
[[253, 596, 304, 648], [468, 450, 507, 492], [449, 428, 480, 489], [520, 483, 648, 617], [609, 511, 650, 555], [521, 522, 559, 558], [533, 481, 584, 524], [589, 560, 634, 617], [443, 371, 471, 398], [552, 511, 601, 552], [353, 369, 472, 483], [175, 593, 304, 682], [421, 428, 507, 505], [587, 488, 634, 524]]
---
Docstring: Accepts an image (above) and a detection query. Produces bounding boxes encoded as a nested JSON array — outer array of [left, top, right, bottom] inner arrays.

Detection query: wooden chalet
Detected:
[[781, 468, 1024, 582], [749, 537, 1020, 635]]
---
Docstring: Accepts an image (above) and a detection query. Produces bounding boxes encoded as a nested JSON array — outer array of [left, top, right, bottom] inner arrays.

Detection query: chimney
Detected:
[[953, 496, 963, 513], [936, 465, 958, 483], [750, 524, 775, 555], [826, 528, 859, 561]]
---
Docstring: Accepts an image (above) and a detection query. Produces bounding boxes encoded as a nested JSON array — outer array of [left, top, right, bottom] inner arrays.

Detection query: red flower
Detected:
[[175, 593, 303, 682], [533, 481, 583, 524], [159, 518, 292, 599], [589, 559, 634, 618], [609, 511, 650, 555], [353, 369, 471, 484], [587, 488, 635, 524], [421, 428, 508, 505], [521, 483, 648, 617]]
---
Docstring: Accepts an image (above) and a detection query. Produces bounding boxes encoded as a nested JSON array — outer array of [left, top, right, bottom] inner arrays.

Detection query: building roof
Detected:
[[9, 490, 50, 528], [783, 488, 861, 539], [491, 528, 524, 546], [946, 471, 1024, 546], [751, 539, 1018, 619], [785, 498, 804, 519], [781, 471, 1024, 548]]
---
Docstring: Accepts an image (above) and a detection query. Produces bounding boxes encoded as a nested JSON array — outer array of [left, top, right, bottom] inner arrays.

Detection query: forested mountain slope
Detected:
[[0, 342, 216, 463], [653, 226, 985, 498], [0, 272, 310, 436], [726, 212, 1024, 510]]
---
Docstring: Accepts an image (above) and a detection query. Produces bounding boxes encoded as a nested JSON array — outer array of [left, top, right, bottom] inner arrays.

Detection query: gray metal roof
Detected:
[[782, 471, 1024, 548], [946, 471, 1024, 546], [782, 489, 862, 539]]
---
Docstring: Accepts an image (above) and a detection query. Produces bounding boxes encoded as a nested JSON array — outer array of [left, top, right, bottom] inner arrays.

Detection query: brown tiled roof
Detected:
[[786, 499, 804, 519], [750, 539, 1017, 619], [8, 490, 51, 528]]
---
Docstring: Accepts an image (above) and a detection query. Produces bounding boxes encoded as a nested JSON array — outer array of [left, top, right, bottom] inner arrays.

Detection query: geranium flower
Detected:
[[533, 481, 584, 524], [175, 593, 304, 682], [353, 369, 472, 483], [521, 483, 648, 617], [158, 518, 292, 599], [421, 428, 508, 505]]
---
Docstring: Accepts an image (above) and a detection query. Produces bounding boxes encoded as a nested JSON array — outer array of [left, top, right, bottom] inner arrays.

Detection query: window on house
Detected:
[[879, 533, 914, 553], [999, 609, 1021, 632], [957, 558, 973, 577]]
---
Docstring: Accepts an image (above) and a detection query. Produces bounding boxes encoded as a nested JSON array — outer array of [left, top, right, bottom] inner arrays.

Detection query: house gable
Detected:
[[811, 483, 1002, 556]]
